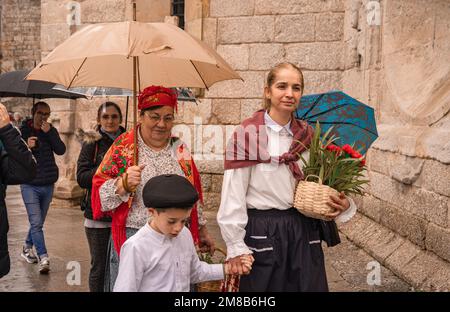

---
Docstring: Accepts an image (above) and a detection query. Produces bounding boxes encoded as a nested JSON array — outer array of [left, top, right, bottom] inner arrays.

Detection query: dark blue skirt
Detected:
[[239, 208, 329, 292]]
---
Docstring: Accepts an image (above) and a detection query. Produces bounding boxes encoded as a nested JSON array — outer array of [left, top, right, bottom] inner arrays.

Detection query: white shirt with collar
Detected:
[[113, 223, 223, 292], [217, 111, 357, 259]]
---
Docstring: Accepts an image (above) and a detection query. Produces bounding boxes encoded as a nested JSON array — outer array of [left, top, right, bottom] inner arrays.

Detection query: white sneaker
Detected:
[[21, 246, 38, 264], [38, 257, 50, 274]]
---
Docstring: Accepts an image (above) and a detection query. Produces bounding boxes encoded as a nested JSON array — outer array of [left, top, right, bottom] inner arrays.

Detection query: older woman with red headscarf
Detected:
[[91, 86, 214, 291]]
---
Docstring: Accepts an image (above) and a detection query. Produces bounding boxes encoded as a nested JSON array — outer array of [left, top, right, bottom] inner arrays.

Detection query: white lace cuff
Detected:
[[225, 240, 253, 260], [99, 178, 129, 212], [335, 196, 357, 224]]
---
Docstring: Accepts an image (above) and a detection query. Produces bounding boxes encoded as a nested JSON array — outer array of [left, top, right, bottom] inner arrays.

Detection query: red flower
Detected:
[[342, 144, 353, 154], [326, 144, 342, 155], [352, 151, 363, 159], [341, 144, 363, 159], [360, 159, 366, 167], [326, 144, 336, 151]]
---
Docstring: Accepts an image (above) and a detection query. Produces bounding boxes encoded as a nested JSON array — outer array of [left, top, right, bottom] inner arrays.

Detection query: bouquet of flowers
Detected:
[[293, 121, 369, 220]]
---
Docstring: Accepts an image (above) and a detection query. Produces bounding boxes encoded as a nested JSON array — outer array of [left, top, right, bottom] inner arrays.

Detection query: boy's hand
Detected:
[[225, 254, 254, 275], [224, 262, 231, 275]]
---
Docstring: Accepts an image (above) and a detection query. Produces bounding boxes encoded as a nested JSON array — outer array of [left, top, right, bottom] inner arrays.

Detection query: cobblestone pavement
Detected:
[[0, 185, 411, 292]]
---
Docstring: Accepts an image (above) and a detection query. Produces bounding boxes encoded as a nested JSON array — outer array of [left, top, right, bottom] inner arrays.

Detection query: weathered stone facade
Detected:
[[338, 0, 450, 291], [1, 0, 449, 290], [0, 0, 41, 71], [0, 0, 41, 117]]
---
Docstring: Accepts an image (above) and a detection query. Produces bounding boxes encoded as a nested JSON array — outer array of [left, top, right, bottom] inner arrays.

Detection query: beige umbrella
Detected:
[[27, 20, 241, 161], [27, 21, 240, 90]]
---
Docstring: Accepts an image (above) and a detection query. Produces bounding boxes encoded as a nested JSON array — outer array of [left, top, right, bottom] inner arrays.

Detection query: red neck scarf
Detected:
[[91, 125, 202, 255], [224, 109, 313, 180]]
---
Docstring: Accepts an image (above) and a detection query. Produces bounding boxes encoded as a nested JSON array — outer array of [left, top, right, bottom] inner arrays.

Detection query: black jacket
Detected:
[[76, 127, 125, 221], [0, 124, 37, 278], [19, 119, 66, 186]]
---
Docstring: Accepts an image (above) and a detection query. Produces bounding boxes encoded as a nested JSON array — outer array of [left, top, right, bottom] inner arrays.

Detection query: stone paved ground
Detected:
[[0, 185, 411, 292]]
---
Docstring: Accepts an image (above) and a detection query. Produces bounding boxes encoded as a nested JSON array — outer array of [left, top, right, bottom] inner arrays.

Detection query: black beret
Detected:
[[142, 174, 199, 208]]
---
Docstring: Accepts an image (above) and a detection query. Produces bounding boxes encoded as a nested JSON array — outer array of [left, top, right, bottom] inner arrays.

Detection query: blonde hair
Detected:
[[263, 62, 304, 111]]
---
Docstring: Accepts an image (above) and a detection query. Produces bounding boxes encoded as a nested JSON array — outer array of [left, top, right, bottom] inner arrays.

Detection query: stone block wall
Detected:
[[0, 0, 41, 117], [0, 0, 41, 71], [340, 0, 450, 289], [177, 0, 347, 211]]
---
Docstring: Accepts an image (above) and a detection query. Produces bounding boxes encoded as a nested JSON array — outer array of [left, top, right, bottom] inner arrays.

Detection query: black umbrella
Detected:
[[0, 70, 86, 100]]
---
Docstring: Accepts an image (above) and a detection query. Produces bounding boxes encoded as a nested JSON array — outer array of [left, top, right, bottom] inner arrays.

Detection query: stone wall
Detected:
[[0, 0, 41, 117], [0, 0, 41, 71], [177, 0, 347, 211], [341, 0, 450, 290]]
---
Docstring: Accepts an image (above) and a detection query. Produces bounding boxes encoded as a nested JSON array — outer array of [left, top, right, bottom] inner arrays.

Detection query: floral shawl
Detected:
[[224, 109, 314, 180], [91, 125, 203, 256]]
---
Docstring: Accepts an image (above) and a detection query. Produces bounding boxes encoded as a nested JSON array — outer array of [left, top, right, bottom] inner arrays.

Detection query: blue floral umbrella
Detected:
[[295, 91, 378, 155]]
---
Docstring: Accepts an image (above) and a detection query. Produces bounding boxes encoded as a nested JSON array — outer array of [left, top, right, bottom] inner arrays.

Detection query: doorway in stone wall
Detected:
[[171, 0, 185, 29]]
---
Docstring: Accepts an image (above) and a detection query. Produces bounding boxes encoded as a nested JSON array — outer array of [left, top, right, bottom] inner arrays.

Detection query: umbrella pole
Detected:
[[132, 1, 138, 166], [133, 56, 138, 165], [125, 96, 129, 130]]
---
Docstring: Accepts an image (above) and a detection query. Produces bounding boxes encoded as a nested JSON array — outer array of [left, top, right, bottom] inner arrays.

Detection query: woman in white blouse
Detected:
[[217, 63, 357, 291]]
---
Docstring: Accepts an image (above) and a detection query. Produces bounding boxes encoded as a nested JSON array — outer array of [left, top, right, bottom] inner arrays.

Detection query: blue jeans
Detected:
[[20, 184, 54, 258]]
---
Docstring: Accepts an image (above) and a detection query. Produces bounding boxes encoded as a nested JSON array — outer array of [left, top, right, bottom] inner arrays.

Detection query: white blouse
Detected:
[[217, 112, 357, 259], [113, 224, 224, 292], [99, 131, 206, 229]]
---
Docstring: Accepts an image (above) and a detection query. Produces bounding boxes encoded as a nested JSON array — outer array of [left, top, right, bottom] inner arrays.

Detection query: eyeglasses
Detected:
[[144, 112, 175, 123], [101, 114, 120, 120], [36, 111, 50, 118]]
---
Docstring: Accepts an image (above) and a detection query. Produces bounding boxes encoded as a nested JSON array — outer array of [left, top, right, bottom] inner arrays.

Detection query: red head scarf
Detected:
[[138, 85, 178, 111]]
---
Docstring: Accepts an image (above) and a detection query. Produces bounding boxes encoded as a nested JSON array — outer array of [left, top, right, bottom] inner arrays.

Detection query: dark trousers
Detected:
[[239, 208, 329, 292], [85, 227, 111, 292]]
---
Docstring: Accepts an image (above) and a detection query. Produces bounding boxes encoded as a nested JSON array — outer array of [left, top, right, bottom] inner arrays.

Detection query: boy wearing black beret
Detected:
[[114, 174, 253, 292]]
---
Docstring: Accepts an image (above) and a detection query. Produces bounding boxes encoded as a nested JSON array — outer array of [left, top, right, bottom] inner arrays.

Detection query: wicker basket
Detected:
[[196, 247, 226, 292], [293, 175, 339, 221]]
